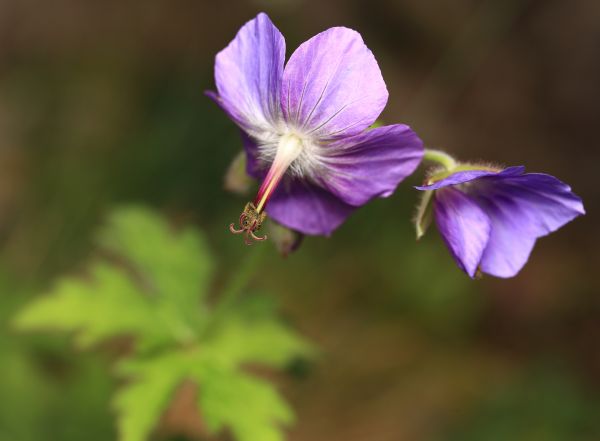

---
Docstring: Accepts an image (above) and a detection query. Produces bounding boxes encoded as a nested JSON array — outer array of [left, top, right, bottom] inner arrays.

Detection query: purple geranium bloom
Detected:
[[207, 13, 423, 244], [416, 166, 585, 278]]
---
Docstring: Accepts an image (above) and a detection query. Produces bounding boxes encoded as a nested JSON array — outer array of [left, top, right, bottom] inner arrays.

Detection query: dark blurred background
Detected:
[[0, 0, 599, 440]]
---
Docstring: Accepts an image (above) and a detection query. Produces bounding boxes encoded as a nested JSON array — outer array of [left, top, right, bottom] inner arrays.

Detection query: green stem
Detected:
[[423, 149, 457, 170], [219, 245, 268, 311], [201, 244, 269, 337]]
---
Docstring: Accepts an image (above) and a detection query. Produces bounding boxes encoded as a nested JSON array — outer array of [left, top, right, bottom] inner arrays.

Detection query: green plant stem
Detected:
[[221, 245, 268, 310], [423, 149, 457, 170], [202, 244, 269, 337]]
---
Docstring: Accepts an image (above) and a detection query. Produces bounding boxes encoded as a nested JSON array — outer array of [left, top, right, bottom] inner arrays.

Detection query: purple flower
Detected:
[[416, 166, 585, 278], [207, 13, 423, 244]]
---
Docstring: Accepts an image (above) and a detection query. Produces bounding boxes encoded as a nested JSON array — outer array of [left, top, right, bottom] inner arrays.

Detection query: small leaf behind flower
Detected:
[[415, 190, 435, 240], [267, 222, 304, 257], [224, 151, 255, 195]]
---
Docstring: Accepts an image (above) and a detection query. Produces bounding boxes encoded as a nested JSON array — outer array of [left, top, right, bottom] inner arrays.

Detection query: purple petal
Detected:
[[266, 179, 355, 236], [468, 173, 585, 278], [212, 13, 285, 133], [415, 166, 525, 191], [320, 124, 424, 206], [434, 187, 491, 278], [281, 27, 387, 140], [239, 131, 263, 179]]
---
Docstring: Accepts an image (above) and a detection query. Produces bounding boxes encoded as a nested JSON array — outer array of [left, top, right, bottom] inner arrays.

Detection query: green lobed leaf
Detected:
[[113, 347, 299, 441], [96, 206, 213, 306], [194, 366, 294, 441], [192, 297, 312, 441], [113, 351, 190, 441], [14, 263, 168, 349], [203, 296, 315, 369]]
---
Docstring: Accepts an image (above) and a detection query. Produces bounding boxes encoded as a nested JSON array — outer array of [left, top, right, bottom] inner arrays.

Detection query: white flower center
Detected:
[[257, 128, 326, 181]]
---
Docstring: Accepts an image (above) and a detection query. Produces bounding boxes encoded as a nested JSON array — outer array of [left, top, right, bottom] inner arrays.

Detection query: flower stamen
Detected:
[[229, 202, 267, 245], [230, 133, 304, 244]]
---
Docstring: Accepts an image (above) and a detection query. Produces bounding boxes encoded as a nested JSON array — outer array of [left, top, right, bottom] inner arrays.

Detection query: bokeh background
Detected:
[[1, 0, 599, 440]]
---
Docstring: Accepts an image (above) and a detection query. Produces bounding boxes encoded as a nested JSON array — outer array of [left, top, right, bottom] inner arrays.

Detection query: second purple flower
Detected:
[[208, 13, 423, 244], [415, 164, 585, 278]]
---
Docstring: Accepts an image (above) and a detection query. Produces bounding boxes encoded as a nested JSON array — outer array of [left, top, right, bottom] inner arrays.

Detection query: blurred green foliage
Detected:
[[440, 364, 600, 441], [14, 207, 313, 441], [0, 272, 114, 441]]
